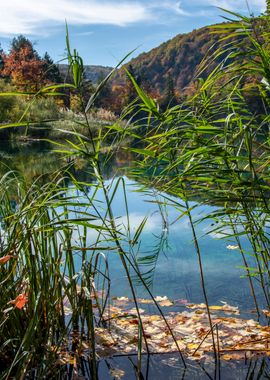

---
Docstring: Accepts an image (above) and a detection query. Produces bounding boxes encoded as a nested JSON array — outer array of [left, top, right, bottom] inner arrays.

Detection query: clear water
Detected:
[[0, 141, 268, 379], [72, 175, 258, 312], [0, 140, 263, 312]]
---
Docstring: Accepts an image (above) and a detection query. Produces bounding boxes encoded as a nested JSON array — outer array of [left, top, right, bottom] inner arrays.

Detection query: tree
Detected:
[[125, 64, 141, 104], [0, 44, 4, 72], [10, 35, 34, 53], [43, 52, 62, 83], [94, 73, 113, 109], [2, 36, 45, 90], [160, 73, 177, 109], [267, 0, 270, 16]]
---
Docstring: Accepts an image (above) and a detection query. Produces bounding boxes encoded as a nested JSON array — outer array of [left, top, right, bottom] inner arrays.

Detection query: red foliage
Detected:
[[1, 45, 45, 90], [10, 293, 28, 309], [0, 255, 17, 264]]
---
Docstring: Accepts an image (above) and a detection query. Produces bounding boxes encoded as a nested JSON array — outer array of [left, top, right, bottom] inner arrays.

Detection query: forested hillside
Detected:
[[103, 22, 249, 112], [58, 64, 112, 84], [113, 23, 231, 95]]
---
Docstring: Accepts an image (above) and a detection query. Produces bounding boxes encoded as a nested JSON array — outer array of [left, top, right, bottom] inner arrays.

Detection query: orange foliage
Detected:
[[0, 255, 17, 264], [10, 293, 28, 309], [2, 45, 45, 90]]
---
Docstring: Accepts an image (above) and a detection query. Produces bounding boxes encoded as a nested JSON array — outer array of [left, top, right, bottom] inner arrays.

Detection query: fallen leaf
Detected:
[[9, 293, 28, 309], [227, 245, 239, 250], [222, 353, 245, 361], [262, 309, 270, 317], [0, 255, 17, 264], [187, 343, 198, 350], [155, 296, 168, 302], [138, 298, 154, 304], [129, 307, 145, 314], [159, 299, 174, 307], [110, 368, 125, 379]]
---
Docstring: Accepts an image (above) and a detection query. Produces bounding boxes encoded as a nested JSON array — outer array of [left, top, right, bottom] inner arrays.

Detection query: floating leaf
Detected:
[[227, 245, 239, 250], [155, 296, 168, 302], [110, 368, 125, 379], [187, 302, 239, 314], [262, 309, 270, 317], [138, 298, 154, 304], [159, 299, 174, 307], [114, 296, 129, 302]]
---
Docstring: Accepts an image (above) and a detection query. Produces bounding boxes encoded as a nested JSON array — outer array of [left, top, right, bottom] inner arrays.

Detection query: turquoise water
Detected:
[[66, 175, 262, 315], [0, 141, 268, 379], [0, 140, 263, 312]]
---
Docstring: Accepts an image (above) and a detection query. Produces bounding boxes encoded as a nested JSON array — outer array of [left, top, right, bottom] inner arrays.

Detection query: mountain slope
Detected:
[[58, 64, 113, 84], [114, 23, 234, 95]]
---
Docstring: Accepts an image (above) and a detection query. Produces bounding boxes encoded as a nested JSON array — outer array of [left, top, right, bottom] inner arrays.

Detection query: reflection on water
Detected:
[[0, 140, 264, 314], [98, 354, 270, 380], [0, 141, 268, 379], [74, 176, 261, 315]]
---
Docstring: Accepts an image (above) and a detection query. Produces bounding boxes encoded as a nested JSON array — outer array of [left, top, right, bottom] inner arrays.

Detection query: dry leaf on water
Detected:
[[262, 309, 270, 317], [109, 368, 125, 379], [227, 245, 239, 250], [53, 296, 270, 365]]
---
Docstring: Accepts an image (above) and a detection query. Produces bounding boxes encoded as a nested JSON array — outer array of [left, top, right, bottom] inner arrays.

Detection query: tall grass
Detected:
[[1, 8, 270, 379], [123, 9, 270, 316], [0, 28, 187, 379]]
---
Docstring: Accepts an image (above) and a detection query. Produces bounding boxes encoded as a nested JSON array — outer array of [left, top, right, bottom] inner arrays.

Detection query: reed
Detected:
[[1, 8, 270, 379]]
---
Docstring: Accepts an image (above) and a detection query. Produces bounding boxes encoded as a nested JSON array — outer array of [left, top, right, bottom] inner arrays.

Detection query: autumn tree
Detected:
[[2, 35, 45, 90]]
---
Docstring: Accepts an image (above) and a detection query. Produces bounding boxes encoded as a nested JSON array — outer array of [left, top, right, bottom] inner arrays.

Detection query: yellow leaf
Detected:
[[187, 343, 198, 350], [209, 306, 223, 311]]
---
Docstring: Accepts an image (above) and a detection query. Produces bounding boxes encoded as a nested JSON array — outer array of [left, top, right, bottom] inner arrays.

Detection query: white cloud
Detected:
[[0, 0, 265, 37], [189, 0, 266, 13], [0, 0, 152, 36], [150, 1, 189, 16], [209, 0, 265, 12]]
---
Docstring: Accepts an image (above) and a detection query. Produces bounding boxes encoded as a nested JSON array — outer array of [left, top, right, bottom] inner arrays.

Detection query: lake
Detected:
[[0, 140, 269, 379]]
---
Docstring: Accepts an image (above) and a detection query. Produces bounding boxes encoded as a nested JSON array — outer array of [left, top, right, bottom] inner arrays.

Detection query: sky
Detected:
[[0, 0, 266, 67]]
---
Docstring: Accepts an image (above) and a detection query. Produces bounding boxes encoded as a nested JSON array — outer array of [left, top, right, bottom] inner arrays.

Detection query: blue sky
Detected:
[[0, 0, 266, 67]]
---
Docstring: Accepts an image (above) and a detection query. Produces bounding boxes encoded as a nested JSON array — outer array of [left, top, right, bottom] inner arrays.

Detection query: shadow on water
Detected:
[[0, 140, 134, 195], [59, 354, 270, 379]]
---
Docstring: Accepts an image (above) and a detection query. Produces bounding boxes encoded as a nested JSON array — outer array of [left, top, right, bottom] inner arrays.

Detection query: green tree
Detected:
[[126, 64, 141, 103], [0, 44, 4, 73], [11, 35, 36, 55], [161, 74, 177, 109], [267, 0, 270, 16], [94, 73, 113, 109], [43, 52, 62, 83]]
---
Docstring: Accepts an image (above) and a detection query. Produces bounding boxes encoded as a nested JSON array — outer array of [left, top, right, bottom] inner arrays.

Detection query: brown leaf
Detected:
[[110, 368, 125, 379], [159, 299, 174, 307], [0, 255, 17, 264], [262, 309, 270, 317]]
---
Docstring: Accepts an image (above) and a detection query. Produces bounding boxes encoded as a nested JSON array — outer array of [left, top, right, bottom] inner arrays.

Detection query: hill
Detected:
[[113, 23, 236, 97], [58, 64, 113, 84]]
